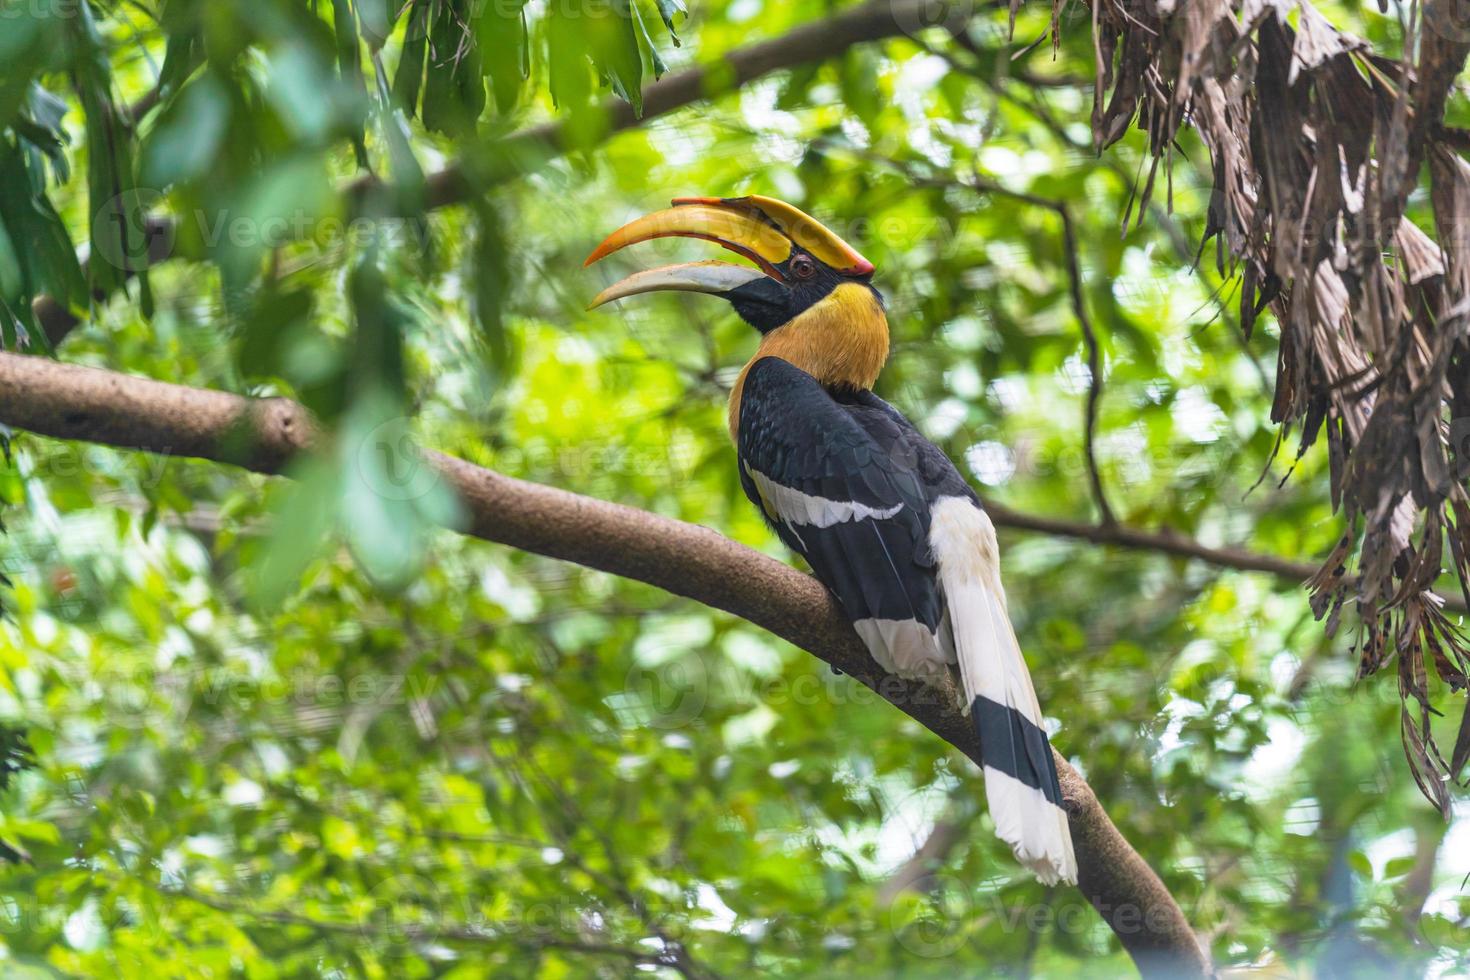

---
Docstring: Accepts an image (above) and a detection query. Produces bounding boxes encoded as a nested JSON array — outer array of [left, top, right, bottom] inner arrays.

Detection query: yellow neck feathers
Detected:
[[728, 282, 890, 439]]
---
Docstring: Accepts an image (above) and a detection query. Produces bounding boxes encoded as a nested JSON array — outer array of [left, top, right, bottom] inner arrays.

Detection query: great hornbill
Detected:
[[585, 195, 1076, 885]]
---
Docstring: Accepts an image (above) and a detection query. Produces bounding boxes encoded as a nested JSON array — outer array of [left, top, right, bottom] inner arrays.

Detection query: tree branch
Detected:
[[366, 0, 993, 211], [805, 142, 1466, 613], [36, 0, 992, 349], [135, 876, 677, 966], [985, 504, 1323, 581], [983, 503, 1467, 614], [821, 140, 1120, 527], [0, 351, 1209, 976]]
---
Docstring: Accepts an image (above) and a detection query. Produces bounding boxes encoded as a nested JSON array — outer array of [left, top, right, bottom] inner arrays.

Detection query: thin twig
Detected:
[[34, 0, 1005, 349], [949, 173, 1114, 526], [130, 876, 673, 964]]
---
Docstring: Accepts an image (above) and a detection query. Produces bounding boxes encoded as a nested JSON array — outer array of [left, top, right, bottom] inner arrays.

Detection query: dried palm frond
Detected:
[[1056, 0, 1470, 808]]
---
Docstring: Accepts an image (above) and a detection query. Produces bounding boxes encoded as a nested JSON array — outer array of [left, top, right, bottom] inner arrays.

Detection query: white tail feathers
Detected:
[[930, 497, 1077, 886]]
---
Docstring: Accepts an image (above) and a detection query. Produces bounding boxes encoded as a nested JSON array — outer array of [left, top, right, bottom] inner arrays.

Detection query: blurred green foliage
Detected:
[[0, 0, 1467, 976]]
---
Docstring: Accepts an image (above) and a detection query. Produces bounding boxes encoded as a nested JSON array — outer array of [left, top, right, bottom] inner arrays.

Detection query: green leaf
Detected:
[[596, 0, 644, 116], [355, 0, 393, 51], [421, 0, 484, 136], [212, 154, 333, 297], [0, 723, 32, 792], [0, 12, 54, 133], [371, 52, 426, 208], [69, 2, 151, 304], [15, 84, 69, 183], [391, 3, 429, 116], [630, 0, 668, 78], [21, 186, 86, 313], [247, 454, 341, 611], [0, 142, 84, 319], [346, 250, 407, 394], [654, 0, 686, 43], [141, 71, 230, 186], [470, 204, 511, 376], [237, 287, 316, 379], [477, 0, 528, 114], [1383, 856, 1417, 879], [339, 393, 450, 589], [545, 2, 592, 113], [156, 31, 200, 97], [0, 220, 22, 304], [331, 0, 370, 168]]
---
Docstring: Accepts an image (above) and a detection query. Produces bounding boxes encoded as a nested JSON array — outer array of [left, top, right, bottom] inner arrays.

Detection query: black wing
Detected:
[[735, 357, 954, 668]]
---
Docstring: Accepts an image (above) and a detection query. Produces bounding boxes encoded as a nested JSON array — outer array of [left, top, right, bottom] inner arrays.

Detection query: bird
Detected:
[[585, 195, 1076, 885]]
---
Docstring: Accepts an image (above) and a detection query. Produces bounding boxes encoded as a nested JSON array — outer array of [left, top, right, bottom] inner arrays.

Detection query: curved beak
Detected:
[[584, 195, 873, 309], [585, 201, 795, 279], [587, 261, 768, 310]]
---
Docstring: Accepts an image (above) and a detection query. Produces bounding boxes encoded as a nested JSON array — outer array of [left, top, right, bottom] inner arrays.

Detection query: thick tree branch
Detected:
[[0, 351, 1208, 977], [36, 0, 989, 349]]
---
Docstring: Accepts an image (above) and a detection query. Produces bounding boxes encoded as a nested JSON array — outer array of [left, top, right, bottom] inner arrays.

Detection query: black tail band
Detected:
[[972, 694, 1065, 807]]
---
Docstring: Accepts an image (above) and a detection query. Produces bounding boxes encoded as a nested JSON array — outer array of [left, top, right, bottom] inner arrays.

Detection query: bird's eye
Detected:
[[790, 255, 817, 280]]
